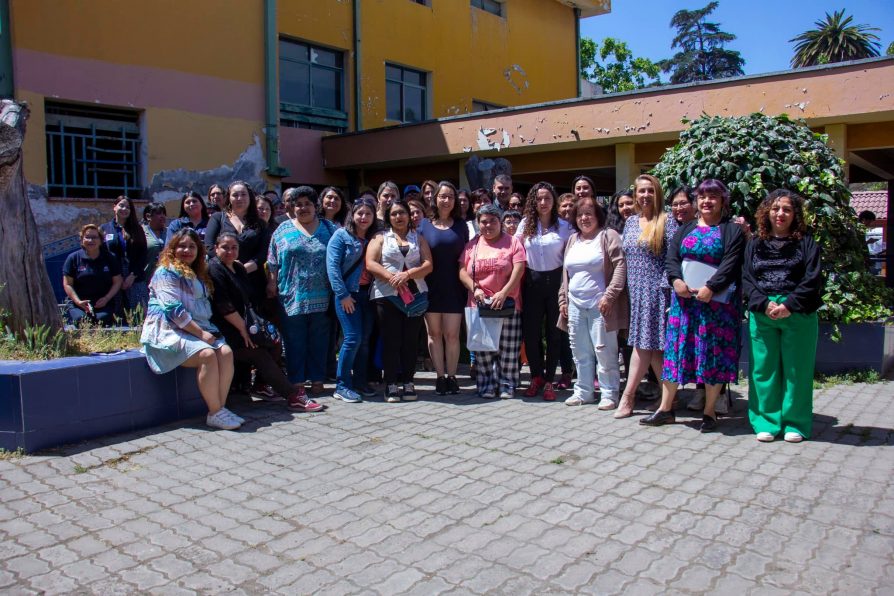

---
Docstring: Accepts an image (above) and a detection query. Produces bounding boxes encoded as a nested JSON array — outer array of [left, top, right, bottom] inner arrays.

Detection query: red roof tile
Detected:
[[850, 191, 888, 220]]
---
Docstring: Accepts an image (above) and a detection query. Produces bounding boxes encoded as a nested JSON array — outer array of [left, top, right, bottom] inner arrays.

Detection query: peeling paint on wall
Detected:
[[504, 65, 529, 94], [146, 135, 269, 201], [29, 135, 271, 245]]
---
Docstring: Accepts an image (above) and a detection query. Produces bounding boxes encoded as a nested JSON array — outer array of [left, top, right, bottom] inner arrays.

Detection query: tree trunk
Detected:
[[0, 100, 62, 335]]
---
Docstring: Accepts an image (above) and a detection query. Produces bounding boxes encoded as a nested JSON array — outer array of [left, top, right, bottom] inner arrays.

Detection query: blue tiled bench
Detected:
[[0, 350, 202, 453]]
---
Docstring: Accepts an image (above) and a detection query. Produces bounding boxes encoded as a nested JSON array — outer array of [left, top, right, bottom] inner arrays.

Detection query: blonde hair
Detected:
[[634, 174, 668, 256]]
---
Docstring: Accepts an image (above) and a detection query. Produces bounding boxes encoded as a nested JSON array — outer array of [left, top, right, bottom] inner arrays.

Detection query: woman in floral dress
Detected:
[[617, 174, 678, 418], [640, 179, 745, 432]]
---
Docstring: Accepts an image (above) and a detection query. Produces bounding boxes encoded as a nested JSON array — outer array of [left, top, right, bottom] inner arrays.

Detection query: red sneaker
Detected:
[[524, 376, 546, 397], [288, 387, 324, 412], [556, 373, 573, 390], [543, 382, 557, 401]]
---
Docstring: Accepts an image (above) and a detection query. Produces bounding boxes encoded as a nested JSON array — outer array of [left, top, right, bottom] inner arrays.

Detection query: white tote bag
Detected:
[[465, 306, 503, 352]]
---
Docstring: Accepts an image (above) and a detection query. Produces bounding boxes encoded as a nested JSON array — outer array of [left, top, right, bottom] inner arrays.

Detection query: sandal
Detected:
[[613, 395, 634, 419]]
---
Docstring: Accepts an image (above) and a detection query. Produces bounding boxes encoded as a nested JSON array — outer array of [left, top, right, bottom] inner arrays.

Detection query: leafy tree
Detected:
[[886, 41, 894, 56], [659, 1, 745, 84], [580, 37, 661, 93], [652, 112, 891, 324], [790, 10, 881, 67]]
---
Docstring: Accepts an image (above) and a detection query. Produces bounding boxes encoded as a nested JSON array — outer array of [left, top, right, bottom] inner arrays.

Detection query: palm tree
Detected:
[[790, 9, 881, 68]]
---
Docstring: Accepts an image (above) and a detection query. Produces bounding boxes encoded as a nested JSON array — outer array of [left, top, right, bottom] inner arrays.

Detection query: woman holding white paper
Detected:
[[640, 179, 745, 432]]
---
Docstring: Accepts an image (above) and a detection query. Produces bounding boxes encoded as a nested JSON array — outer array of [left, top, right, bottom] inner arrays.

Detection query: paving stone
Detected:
[[0, 372, 892, 594]]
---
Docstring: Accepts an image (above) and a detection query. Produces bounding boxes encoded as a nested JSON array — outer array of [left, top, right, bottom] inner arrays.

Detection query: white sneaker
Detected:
[[756, 432, 775, 442], [206, 409, 240, 430], [687, 387, 705, 411], [784, 432, 804, 443], [597, 397, 618, 410], [499, 388, 514, 399], [221, 408, 245, 424], [565, 394, 595, 406]]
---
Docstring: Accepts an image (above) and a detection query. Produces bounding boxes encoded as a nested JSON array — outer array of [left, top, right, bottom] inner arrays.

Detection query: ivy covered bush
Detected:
[[652, 112, 891, 323]]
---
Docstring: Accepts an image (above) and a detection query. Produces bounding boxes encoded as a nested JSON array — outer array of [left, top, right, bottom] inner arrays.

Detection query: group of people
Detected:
[[62, 174, 823, 442]]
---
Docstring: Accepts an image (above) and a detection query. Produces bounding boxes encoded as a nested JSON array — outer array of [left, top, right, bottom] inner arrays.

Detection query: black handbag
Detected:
[[479, 297, 515, 318]]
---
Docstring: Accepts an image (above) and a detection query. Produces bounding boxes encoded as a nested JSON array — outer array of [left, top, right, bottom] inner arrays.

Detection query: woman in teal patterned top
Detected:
[[267, 186, 336, 395]]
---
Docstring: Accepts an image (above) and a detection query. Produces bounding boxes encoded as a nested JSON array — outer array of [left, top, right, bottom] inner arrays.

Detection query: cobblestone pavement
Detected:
[[1, 370, 893, 595]]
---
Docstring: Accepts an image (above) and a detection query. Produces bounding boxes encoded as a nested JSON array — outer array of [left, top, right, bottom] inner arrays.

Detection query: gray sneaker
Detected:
[[206, 409, 241, 430], [334, 387, 362, 403]]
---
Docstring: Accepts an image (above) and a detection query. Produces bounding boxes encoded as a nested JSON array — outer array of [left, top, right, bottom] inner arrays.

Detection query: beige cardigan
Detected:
[[557, 229, 629, 333]]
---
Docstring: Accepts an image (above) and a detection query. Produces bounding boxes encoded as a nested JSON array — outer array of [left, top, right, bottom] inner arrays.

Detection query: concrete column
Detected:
[[615, 143, 636, 191], [458, 159, 470, 189], [825, 123, 848, 179]]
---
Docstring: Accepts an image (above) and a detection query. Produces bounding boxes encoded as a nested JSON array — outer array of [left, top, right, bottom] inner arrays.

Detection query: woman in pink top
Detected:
[[459, 205, 526, 399]]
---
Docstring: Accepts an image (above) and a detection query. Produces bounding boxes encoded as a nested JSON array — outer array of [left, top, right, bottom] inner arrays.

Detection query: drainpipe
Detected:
[[0, 0, 13, 99], [574, 7, 581, 98], [353, 0, 362, 131], [264, 0, 289, 177]]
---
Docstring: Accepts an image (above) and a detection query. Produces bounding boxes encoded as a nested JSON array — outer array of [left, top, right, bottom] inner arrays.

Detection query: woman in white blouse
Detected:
[[516, 182, 573, 401]]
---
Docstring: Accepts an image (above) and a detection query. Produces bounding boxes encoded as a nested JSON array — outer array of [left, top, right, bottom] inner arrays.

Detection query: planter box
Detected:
[[739, 321, 894, 376], [0, 350, 201, 453]]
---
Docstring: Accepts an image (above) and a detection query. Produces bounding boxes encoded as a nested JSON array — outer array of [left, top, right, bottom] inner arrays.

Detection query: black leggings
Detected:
[[375, 299, 424, 384], [232, 345, 294, 398], [522, 267, 563, 382]]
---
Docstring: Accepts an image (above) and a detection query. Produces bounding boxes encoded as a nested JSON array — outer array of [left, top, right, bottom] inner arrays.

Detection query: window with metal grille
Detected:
[[386, 64, 428, 123], [471, 0, 503, 17], [45, 101, 142, 199], [279, 37, 347, 133]]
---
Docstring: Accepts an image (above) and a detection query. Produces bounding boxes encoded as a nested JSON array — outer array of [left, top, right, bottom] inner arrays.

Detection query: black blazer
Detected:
[[208, 257, 254, 348], [666, 219, 746, 295], [742, 235, 823, 314]]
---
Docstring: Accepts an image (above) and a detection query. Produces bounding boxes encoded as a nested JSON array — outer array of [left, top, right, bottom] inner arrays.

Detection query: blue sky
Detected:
[[580, 1, 894, 76]]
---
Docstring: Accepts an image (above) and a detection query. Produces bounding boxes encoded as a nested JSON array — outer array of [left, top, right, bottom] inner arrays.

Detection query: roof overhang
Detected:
[[556, 0, 611, 18]]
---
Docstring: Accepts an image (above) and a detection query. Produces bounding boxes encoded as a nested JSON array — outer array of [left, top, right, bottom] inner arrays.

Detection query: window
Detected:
[[471, 0, 503, 17], [472, 99, 505, 113], [45, 101, 142, 199], [279, 37, 347, 132], [410, 0, 430, 4], [386, 64, 428, 123]]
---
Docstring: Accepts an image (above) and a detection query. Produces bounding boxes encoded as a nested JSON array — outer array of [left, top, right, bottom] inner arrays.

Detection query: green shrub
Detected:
[[652, 112, 892, 323]]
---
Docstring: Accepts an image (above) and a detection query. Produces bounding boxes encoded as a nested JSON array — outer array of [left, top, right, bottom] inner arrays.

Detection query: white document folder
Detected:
[[681, 259, 734, 303]]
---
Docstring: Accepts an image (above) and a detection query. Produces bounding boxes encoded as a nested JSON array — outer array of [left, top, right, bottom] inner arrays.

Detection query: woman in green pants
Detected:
[[742, 189, 822, 443]]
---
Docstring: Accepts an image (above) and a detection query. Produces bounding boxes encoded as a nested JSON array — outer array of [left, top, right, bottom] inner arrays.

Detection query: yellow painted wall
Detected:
[[11, 0, 264, 84], [19, 89, 46, 184], [143, 110, 264, 174], [276, 0, 579, 130]]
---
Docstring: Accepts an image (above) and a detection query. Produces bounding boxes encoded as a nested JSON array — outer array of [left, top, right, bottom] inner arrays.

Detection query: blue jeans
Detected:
[[334, 290, 374, 391], [280, 309, 329, 384]]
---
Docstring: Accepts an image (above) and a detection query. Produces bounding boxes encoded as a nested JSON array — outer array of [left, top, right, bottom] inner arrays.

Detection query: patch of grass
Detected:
[[814, 369, 883, 390], [0, 447, 24, 460], [72, 445, 156, 475], [73, 464, 88, 474], [550, 457, 565, 465]]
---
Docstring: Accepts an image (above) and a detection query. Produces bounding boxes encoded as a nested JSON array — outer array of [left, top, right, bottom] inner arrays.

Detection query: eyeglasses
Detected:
[[509, 202, 522, 208], [436, 193, 454, 200]]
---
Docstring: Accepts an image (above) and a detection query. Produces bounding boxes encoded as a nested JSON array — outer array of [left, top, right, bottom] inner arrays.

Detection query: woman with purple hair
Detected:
[[640, 179, 745, 433]]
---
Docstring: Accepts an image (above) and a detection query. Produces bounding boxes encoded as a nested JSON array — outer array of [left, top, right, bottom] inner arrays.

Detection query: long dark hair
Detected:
[[756, 189, 807, 241], [433, 180, 463, 221], [383, 198, 414, 231], [319, 186, 349, 224], [344, 198, 381, 238], [606, 189, 633, 234], [225, 181, 263, 229], [179, 191, 210, 220], [522, 182, 559, 239], [113, 195, 147, 252]]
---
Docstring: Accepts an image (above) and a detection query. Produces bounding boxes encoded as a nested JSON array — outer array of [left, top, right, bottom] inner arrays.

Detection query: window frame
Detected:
[[278, 36, 348, 133], [44, 101, 142, 200], [385, 63, 429, 124], [471, 0, 504, 18]]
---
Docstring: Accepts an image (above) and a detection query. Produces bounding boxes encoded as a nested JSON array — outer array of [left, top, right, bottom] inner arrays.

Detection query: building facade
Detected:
[[9, 0, 608, 243]]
